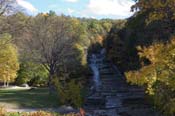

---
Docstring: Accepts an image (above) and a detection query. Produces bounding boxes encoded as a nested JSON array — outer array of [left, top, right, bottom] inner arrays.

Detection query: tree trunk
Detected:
[[7, 81, 9, 87], [3, 81, 9, 87], [48, 68, 55, 94], [48, 75, 54, 94], [3, 81, 6, 87]]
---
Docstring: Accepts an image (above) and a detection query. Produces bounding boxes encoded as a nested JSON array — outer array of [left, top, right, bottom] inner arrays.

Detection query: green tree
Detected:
[[16, 62, 48, 86]]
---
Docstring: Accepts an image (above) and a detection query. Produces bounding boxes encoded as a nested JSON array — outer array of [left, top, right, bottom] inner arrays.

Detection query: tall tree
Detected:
[[24, 14, 77, 92], [0, 34, 19, 86]]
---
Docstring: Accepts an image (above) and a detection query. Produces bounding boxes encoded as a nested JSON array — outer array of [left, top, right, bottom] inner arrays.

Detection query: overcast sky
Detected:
[[16, 0, 135, 19]]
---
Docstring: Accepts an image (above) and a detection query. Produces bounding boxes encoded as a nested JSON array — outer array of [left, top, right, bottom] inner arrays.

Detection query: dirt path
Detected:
[[5, 106, 77, 114]]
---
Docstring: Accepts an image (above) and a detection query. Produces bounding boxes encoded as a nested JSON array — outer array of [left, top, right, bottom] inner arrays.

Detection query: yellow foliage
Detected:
[[126, 37, 175, 115], [74, 43, 87, 66], [0, 34, 19, 85]]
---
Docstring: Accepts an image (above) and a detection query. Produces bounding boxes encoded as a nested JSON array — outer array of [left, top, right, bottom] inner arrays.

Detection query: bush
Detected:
[[54, 79, 83, 108]]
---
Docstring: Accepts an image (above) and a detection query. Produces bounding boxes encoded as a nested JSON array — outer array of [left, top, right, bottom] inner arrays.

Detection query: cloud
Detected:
[[67, 8, 75, 15], [65, 0, 79, 3], [16, 0, 38, 14], [84, 0, 135, 18]]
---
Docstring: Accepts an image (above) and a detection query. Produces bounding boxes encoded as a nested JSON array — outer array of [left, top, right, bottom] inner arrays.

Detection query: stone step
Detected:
[[100, 78, 118, 81], [97, 64, 110, 68], [101, 82, 120, 85], [101, 92, 117, 96], [98, 88, 128, 93], [84, 96, 106, 108], [97, 87, 118, 91], [99, 67, 114, 71], [101, 76, 119, 79], [100, 73, 115, 76], [127, 87, 145, 92], [101, 84, 127, 89], [116, 92, 145, 100], [101, 81, 125, 85], [101, 82, 123, 85], [105, 96, 122, 108], [105, 81, 127, 84], [99, 66, 111, 70], [100, 75, 123, 78], [101, 80, 125, 84], [93, 109, 118, 116], [99, 71, 114, 75]]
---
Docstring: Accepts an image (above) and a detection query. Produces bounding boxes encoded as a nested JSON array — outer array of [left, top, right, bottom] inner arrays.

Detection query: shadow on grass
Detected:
[[0, 88, 59, 108]]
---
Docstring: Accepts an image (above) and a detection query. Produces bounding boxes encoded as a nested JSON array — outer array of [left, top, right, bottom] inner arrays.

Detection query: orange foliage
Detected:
[[96, 35, 104, 45]]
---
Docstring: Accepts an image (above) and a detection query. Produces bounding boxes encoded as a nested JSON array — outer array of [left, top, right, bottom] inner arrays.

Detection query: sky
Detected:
[[16, 0, 135, 19]]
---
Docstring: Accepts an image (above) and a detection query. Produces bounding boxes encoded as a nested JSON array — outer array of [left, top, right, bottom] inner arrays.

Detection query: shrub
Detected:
[[54, 79, 83, 108]]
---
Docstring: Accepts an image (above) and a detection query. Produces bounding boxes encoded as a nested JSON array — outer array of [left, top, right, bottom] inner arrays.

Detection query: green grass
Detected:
[[0, 88, 59, 108]]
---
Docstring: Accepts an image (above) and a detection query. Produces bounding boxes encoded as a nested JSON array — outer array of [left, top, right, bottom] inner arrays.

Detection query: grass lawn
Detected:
[[0, 88, 59, 108]]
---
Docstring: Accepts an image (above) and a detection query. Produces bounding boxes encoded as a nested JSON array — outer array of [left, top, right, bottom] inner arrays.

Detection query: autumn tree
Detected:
[[23, 13, 85, 92], [132, 0, 175, 24], [0, 34, 19, 86], [125, 37, 175, 115]]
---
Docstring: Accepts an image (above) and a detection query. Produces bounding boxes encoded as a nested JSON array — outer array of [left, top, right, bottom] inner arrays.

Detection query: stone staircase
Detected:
[[84, 54, 160, 116]]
